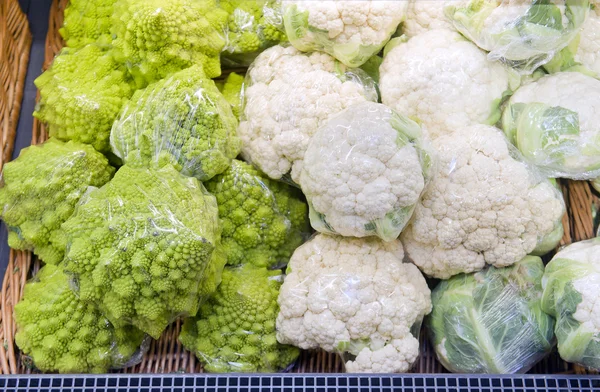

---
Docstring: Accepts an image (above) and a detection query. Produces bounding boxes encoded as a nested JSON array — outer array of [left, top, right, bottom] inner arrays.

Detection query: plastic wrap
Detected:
[[380, 29, 518, 140], [110, 65, 240, 182], [299, 102, 434, 242], [502, 72, 600, 180], [180, 264, 299, 372], [276, 234, 431, 373], [541, 238, 600, 371], [400, 124, 566, 280], [59, 0, 116, 48], [14, 264, 147, 374], [444, 0, 590, 74], [0, 138, 114, 265], [33, 45, 134, 153], [428, 256, 555, 374], [281, 0, 408, 67], [239, 45, 378, 183], [62, 165, 224, 339], [205, 159, 309, 269], [402, 0, 458, 37]]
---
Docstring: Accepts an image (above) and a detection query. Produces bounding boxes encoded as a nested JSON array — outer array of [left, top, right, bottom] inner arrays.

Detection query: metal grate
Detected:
[[1, 374, 599, 392]]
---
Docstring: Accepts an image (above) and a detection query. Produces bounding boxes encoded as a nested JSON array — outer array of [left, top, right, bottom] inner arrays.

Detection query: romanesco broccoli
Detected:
[[15, 264, 145, 373], [205, 159, 309, 269], [0, 138, 114, 265], [62, 165, 224, 339], [59, 0, 116, 48], [110, 65, 240, 181], [217, 72, 244, 119], [179, 264, 299, 372]]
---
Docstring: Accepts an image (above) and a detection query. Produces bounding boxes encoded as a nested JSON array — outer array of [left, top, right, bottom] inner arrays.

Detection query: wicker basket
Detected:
[[1, 0, 600, 376]]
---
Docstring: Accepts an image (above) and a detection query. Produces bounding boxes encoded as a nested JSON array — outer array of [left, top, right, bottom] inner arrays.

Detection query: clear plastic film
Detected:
[[0, 138, 114, 265], [400, 124, 566, 280], [281, 0, 408, 68], [299, 102, 434, 242], [110, 65, 241, 182], [239, 44, 378, 183], [380, 29, 519, 140], [428, 256, 555, 374], [502, 72, 600, 180], [402, 0, 459, 38], [61, 165, 225, 339], [276, 234, 432, 373], [541, 238, 600, 371], [205, 159, 310, 269], [14, 264, 148, 374], [59, 0, 116, 48], [444, 0, 590, 74], [179, 264, 299, 372]]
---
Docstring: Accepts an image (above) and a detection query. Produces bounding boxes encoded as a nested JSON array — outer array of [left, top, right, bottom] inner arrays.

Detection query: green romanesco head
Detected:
[[14, 264, 145, 373], [110, 0, 229, 87], [205, 159, 309, 269], [33, 45, 134, 152], [217, 72, 245, 119], [179, 264, 299, 372], [61, 165, 224, 339], [0, 138, 114, 264], [110, 65, 240, 181], [59, 0, 117, 48]]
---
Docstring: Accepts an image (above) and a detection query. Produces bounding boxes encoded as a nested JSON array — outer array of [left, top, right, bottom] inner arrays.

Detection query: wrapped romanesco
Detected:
[[59, 0, 116, 48], [0, 138, 114, 265], [205, 159, 309, 269], [110, 65, 241, 181], [62, 165, 224, 339], [216, 72, 245, 120], [15, 265, 145, 374], [179, 264, 299, 372]]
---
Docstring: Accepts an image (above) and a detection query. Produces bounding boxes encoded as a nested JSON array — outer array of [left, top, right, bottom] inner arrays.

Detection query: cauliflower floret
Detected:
[[380, 29, 513, 139], [575, 4, 600, 75], [401, 124, 565, 279], [276, 234, 431, 373], [402, 0, 457, 37], [239, 45, 377, 182], [299, 102, 433, 241]]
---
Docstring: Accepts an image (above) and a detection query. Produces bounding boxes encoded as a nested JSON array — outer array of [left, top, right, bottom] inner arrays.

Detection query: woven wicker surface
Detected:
[[2, 0, 600, 376]]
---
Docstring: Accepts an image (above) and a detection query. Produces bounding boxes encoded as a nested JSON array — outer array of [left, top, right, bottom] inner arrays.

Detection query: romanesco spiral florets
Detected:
[[59, 0, 117, 48]]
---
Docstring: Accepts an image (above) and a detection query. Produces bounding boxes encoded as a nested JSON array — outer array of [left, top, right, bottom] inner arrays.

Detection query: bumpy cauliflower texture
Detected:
[[59, 0, 116, 48], [402, 0, 457, 37]]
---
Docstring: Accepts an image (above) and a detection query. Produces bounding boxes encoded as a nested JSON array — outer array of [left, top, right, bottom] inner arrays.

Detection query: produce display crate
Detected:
[[1, 0, 600, 390]]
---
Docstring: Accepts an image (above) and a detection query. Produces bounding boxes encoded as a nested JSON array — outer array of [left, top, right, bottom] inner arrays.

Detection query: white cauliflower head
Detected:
[[239, 45, 377, 182], [380, 29, 513, 139], [401, 124, 565, 279], [575, 4, 600, 75], [299, 102, 434, 241], [276, 234, 431, 373], [282, 0, 408, 67], [402, 0, 458, 37]]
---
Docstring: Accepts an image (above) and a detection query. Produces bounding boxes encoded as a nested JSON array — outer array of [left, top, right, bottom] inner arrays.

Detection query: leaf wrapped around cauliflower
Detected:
[[205, 159, 309, 268], [401, 124, 565, 280], [15, 264, 146, 374], [33, 45, 134, 152], [502, 72, 600, 180], [110, 65, 240, 181], [276, 234, 432, 373], [541, 238, 600, 371], [299, 102, 433, 241], [240, 45, 377, 182], [180, 264, 299, 372], [428, 256, 555, 374], [110, 0, 229, 87], [59, 0, 116, 48], [0, 138, 114, 265], [62, 165, 225, 339], [282, 0, 408, 67]]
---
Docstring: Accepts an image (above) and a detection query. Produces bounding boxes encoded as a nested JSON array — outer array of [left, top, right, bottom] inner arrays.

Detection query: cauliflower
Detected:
[[401, 124, 565, 280], [276, 234, 431, 373], [216, 72, 245, 120], [575, 3, 600, 74], [541, 238, 600, 371], [299, 102, 433, 241], [239, 45, 377, 182], [0, 138, 114, 264], [180, 264, 299, 372], [15, 264, 145, 373], [282, 0, 408, 67], [502, 72, 600, 180], [402, 0, 457, 37], [62, 165, 224, 339], [445, 0, 590, 73], [33, 45, 134, 153], [59, 0, 116, 48], [110, 65, 240, 181], [380, 29, 515, 140]]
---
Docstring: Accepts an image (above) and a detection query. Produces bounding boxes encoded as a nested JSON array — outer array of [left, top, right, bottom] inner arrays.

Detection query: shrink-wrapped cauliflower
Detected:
[[402, 0, 458, 37]]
